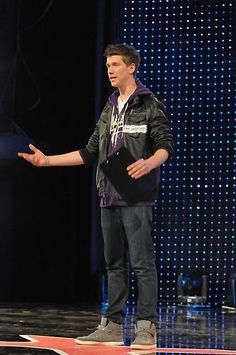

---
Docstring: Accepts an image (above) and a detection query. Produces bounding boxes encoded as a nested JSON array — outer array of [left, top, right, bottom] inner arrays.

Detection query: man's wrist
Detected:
[[44, 154, 49, 166]]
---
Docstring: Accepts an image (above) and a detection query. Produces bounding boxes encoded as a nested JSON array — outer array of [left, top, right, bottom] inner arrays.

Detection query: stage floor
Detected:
[[0, 303, 235, 354]]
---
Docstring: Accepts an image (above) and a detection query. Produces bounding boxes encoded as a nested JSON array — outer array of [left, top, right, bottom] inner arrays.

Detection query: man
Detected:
[[18, 43, 174, 350]]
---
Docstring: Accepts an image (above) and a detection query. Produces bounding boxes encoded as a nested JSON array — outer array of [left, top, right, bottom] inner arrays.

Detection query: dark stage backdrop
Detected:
[[0, 0, 110, 303]]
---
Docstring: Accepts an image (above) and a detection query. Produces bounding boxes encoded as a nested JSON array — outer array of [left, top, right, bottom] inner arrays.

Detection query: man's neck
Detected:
[[119, 80, 137, 102]]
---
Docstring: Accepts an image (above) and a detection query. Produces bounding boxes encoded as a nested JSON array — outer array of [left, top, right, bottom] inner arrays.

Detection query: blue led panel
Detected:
[[121, 0, 235, 307]]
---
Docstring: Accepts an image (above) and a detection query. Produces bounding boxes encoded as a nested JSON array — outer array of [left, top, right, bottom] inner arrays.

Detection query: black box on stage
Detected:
[[177, 271, 208, 305], [225, 273, 236, 307]]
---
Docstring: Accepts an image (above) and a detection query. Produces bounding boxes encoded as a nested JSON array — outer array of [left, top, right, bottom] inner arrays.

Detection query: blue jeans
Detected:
[[101, 206, 157, 324]]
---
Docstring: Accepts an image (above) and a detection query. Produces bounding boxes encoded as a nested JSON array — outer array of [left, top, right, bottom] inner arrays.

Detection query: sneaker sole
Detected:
[[130, 344, 157, 350], [75, 339, 124, 346]]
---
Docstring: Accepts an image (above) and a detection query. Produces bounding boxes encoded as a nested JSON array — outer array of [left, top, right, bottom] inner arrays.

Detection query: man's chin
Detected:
[[110, 80, 118, 87]]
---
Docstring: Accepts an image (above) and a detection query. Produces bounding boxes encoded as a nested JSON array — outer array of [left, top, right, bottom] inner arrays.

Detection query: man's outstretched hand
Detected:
[[18, 144, 49, 167]]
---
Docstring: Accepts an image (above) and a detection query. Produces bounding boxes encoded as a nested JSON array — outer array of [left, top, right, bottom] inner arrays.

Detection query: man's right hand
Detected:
[[18, 144, 49, 167]]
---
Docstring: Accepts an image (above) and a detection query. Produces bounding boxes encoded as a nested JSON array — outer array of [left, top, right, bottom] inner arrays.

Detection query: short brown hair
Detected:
[[104, 43, 141, 74]]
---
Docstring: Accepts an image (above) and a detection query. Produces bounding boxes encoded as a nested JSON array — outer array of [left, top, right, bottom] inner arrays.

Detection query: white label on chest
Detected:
[[123, 124, 147, 134]]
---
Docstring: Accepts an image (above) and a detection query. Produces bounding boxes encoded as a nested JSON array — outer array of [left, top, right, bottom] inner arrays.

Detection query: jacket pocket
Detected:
[[125, 112, 147, 138]]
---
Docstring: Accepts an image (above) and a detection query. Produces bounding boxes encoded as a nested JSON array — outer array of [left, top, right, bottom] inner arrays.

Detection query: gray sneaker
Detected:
[[75, 317, 124, 346], [130, 320, 157, 350]]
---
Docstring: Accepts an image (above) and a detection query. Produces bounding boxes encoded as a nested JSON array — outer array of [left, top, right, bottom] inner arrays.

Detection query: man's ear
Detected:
[[129, 63, 136, 74]]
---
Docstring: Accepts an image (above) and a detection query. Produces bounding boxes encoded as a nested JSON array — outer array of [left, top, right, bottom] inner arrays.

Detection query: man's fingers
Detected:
[[18, 144, 38, 158], [127, 159, 151, 179], [29, 144, 38, 153], [130, 167, 146, 179], [18, 153, 30, 160], [127, 158, 144, 171]]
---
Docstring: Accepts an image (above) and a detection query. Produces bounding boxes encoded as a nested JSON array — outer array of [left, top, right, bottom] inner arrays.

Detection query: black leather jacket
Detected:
[[80, 88, 174, 201]]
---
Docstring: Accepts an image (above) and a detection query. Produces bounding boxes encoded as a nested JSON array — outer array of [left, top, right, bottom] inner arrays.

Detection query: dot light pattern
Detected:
[[121, 0, 235, 306]]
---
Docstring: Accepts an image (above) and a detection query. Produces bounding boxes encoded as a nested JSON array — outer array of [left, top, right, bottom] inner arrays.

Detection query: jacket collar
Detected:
[[108, 80, 153, 106]]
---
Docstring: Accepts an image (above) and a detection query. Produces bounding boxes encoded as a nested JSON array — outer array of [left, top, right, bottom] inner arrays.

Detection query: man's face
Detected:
[[106, 55, 135, 88]]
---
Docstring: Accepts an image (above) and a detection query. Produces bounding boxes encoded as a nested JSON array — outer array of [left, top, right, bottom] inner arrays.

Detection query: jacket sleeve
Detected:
[[148, 96, 174, 160], [79, 120, 100, 165]]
